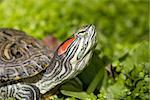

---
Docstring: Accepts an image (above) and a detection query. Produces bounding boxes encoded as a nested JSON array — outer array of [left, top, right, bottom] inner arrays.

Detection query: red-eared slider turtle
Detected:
[[0, 25, 96, 100]]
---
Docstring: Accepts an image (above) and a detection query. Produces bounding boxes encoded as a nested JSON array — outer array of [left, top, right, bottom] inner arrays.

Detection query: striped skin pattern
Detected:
[[0, 25, 96, 100], [35, 25, 96, 94], [0, 83, 40, 100]]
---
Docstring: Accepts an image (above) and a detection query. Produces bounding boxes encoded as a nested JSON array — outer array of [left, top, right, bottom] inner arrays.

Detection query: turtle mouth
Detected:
[[79, 25, 96, 60]]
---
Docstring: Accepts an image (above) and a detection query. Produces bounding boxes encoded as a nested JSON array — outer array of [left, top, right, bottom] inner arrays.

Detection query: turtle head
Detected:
[[40, 25, 96, 94], [56, 25, 96, 73]]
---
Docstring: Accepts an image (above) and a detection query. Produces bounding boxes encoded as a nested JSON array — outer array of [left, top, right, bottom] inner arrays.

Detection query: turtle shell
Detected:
[[0, 28, 52, 82]]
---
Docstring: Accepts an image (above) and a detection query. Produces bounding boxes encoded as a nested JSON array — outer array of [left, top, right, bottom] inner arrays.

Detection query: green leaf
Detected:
[[61, 90, 96, 100]]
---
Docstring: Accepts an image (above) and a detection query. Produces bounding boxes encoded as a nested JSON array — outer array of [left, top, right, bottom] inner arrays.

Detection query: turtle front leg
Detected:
[[0, 83, 40, 100]]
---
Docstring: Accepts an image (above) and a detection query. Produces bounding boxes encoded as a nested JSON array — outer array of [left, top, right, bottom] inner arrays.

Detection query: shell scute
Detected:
[[0, 28, 52, 82]]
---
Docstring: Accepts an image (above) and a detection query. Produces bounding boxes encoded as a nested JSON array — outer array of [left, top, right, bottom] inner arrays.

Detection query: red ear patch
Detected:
[[58, 37, 76, 55]]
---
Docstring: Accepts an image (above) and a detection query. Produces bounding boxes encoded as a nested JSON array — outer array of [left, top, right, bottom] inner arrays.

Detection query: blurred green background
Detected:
[[0, 0, 149, 99]]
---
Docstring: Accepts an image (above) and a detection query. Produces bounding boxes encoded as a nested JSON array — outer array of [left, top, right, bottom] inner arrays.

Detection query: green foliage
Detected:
[[100, 41, 149, 99], [0, 0, 149, 99]]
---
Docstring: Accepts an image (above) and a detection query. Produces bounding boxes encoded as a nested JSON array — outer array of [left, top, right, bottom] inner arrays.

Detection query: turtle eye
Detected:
[[76, 26, 89, 37], [57, 36, 76, 55], [77, 31, 87, 37]]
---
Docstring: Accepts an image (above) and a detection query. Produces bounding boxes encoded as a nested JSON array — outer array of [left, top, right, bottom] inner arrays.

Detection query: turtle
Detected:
[[0, 25, 97, 100]]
